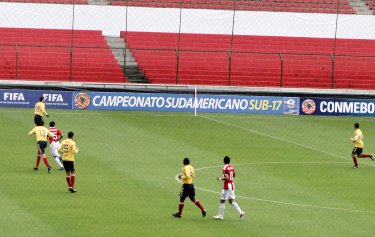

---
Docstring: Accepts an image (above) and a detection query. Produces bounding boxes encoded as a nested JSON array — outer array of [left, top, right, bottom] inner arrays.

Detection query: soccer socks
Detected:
[[359, 154, 372, 159], [352, 155, 359, 168], [66, 176, 71, 187], [53, 156, 64, 169], [194, 200, 205, 211], [71, 175, 76, 188], [42, 155, 50, 168], [35, 155, 41, 168], [178, 202, 184, 216], [231, 202, 243, 214], [219, 203, 225, 217]]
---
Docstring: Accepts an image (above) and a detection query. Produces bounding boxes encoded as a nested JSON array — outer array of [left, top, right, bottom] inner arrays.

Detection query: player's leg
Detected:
[[352, 147, 359, 168], [63, 161, 71, 189], [358, 148, 374, 160], [70, 163, 77, 192], [228, 194, 245, 220], [173, 185, 187, 218], [51, 142, 64, 170], [66, 171, 71, 188], [214, 190, 227, 220], [69, 171, 77, 192], [189, 186, 206, 217], [38, 142, 51, 172], [34, 145, 41, 170]]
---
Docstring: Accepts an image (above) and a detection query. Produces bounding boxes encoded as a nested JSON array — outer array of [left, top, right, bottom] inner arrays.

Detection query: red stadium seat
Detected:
[[122, 31, 375, 89], [0, 27, 125, 83]]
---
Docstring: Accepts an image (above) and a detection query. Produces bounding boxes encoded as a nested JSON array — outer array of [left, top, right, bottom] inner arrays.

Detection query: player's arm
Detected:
[[178, 167, 187, 179], [28, 127, 36, 136], [47, 130, 54, 138], [73, 143, 79, 153], [216, 171, 229, 181], [41, 104, 49, 117], [190, 169, 195, 179], [57, 130, 63, 140], [350, 135, 358, 142]]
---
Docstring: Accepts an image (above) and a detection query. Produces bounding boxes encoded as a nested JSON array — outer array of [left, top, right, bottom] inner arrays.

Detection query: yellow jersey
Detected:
[[181, 165, 195, 184], [59, 139, 79, 161], [28, 126, 53, 142], [34, 102, 48, 116], [354, 129, 364, 148]]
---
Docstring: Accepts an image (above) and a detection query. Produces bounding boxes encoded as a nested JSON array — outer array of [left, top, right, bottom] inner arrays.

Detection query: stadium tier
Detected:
[[111, 0, 356, 14], [122, 31, 375, 89], [0, 28, 124, 82]]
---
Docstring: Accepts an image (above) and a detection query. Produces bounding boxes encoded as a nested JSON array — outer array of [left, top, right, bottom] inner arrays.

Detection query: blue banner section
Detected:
[[0, 89, 72, 109], [300, 98, 375, 116], [72, 91, 299, 115]]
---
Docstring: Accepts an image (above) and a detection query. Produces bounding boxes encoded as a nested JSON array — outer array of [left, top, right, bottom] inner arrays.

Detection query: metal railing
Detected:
[[2, 43, 375, 89]]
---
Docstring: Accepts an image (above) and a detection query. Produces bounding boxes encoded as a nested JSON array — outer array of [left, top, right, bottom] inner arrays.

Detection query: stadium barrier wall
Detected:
[[1, 89, 375, 116], [0, 89, 72, 109]]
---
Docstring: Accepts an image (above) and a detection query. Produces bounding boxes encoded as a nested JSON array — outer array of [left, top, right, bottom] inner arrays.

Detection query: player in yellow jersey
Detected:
[[59, 131, 79, 193], [28, 120, 54, 173], [350, 122, 373, 169], [173, 158, 207, 218], [34, 96, 49, 126]]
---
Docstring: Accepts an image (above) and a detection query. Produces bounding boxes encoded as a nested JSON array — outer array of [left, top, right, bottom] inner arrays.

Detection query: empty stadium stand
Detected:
[[122, 31, 375, 89], [111, 0, 356, 15], [0, 28, 124, 82]]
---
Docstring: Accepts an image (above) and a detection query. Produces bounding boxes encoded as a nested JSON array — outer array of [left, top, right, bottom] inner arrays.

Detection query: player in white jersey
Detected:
[[48, 121, 64, 170]]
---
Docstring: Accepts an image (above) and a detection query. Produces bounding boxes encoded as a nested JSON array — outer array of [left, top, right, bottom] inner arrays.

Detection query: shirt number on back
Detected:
[[229, 171, 234, 181], [63, 144, 69, 153], [39, 130, 47, 137]]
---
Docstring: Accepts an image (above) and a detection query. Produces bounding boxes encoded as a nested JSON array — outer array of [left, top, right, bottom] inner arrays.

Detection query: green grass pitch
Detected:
[[1, 107, 375, 237]]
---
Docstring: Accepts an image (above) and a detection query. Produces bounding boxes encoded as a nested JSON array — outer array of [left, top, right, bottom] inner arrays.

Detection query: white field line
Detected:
[[200, 115, 375, 168], [175, 161, 375, 214], [195, 161, 349, 171], [205, 114, 375, 122], [195, 186, 375, 215]]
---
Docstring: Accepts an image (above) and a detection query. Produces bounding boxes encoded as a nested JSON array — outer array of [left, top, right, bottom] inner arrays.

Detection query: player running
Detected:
[[172, 157, 207, 218], [214, 156, 245, 220], [34, 96, 49, 126], [28, 120, 54, 173], [350, 122, 373, 169], [48, 121, 64, 170]]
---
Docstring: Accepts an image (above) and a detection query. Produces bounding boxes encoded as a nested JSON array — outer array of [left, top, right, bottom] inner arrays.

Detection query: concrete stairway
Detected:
[[105, 36, 148, 83], [348, 0, 373, 15]]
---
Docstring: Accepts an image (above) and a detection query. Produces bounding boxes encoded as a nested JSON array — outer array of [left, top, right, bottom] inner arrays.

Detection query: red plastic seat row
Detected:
[[122, 31, 375, 89], [0, 27, 125, 83]]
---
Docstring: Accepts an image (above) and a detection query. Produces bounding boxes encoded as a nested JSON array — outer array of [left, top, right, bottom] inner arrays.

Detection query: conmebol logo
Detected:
[[75, 93, 91, 110]]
